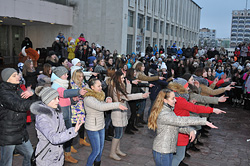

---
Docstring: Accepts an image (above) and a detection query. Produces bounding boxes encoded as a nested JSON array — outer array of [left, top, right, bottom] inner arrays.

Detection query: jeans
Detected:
[[138, 99, 146, 115], [86, 128, 105, 166], [63, 106, 73, 152], [172, 146, 186, 166], [114, 127, 123, 139], [0, 140, 33, 166], [105, 111, 112, 130], [153, 150, 173, 166]]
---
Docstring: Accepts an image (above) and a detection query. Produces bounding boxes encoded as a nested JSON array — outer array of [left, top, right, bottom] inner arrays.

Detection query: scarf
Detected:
[[84, 88, 105, 101], [53, 79, 69, 89]]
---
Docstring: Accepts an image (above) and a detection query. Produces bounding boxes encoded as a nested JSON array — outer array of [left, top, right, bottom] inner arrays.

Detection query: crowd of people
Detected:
[[0, 32, 250, 166]]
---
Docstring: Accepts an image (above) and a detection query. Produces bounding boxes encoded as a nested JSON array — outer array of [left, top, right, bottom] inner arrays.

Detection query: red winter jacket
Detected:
[[174, 97, 213, 146], [206, 78, 225, 88]]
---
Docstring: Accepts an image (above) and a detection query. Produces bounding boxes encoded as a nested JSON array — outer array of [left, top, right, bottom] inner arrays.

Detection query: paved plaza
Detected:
[[11, 101, 250, 166]]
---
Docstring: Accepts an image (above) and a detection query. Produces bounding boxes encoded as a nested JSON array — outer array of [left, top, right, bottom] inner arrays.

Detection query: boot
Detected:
[[79, 137, 90, 146], [179, 161, 189, 166], [125, 127, 134, 135], [196, 139, 204, 146], [116, 140, 126, 157], [64, 152, 78, 163], [135, 114, 143, 128], [109, 138, 121, 161], [185, 151, 191, 158], [94, 161, 101, 166], [139, 114, 147, 125], [71, 146, 77, 153], [105, 130, 112, 141], [130, 125, 138, 131], [189, 144, 200, 152]]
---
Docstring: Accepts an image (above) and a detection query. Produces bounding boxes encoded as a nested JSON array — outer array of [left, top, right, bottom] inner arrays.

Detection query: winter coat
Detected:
[[108, 82, 143, 127], [200, 84, 226, 97], [215, 71, 225, 79], [0, 81, 34, 146], [153, 104, 207, 154], [83, 89, 121, 131], [148, 69, 169, 101], [168, 82, 213, 146], [37, 74, 51, 87], [31, 101, 77, 166], [135, 71, 159, 82], [51, 73, 80, 120], [24, 70, 39, 89]]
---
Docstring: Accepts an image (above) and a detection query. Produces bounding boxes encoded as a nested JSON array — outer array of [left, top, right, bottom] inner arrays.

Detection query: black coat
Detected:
[[0, 82, 34, 146]]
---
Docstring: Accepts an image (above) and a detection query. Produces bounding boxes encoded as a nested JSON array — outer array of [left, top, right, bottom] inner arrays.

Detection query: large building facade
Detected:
[[230, 9, 250, 48], [0, 0, 201, 64], [199, 28, 216, 48]]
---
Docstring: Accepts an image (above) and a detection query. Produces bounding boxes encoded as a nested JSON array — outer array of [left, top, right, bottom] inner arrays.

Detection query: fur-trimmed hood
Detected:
[[167, 82, 187, 94], [84, 88, 105, 101], [30, 101, 61, 117]]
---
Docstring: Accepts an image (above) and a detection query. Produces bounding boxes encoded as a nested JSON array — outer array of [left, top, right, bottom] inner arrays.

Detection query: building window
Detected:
[[160, 21, 163, 34], [145, 37, 150, 48], [166, 23, 169, 35], [171, 25, 174, 36], [128, 10, 134, 27], [137, 14, 143, 29], [165, 40, 168, 49], [127, 35, 133, 54], [153, 19, 158, 32], [175, 27, 178, 37], [153, 38, 157, 46], [146, 17, 151, 31]]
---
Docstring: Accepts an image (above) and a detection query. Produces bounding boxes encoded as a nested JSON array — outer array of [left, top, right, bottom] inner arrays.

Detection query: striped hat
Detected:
[[36, 86, 59, 105]]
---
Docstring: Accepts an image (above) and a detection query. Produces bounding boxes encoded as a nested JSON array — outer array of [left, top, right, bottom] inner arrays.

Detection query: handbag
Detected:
[[31, 114, 60, 166]]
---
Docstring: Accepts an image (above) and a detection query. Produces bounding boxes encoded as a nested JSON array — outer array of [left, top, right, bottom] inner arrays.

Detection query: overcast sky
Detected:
[[194, 0, 249, 38]]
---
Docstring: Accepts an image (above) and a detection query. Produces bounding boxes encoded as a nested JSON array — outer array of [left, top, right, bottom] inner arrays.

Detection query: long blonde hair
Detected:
[[148, 89, 173, 131], [22, 59, 35, 76], [71, 69, 84, 87]]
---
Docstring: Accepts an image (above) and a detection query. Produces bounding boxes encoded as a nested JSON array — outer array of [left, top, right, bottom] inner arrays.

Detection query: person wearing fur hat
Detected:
[[0, 68, 35, 166], [83, 78, 127, 166], [30, 87, 83, 166], [46, 50, 60, 67], [51, 66, 87, 163], [167, 78, 226, 166]]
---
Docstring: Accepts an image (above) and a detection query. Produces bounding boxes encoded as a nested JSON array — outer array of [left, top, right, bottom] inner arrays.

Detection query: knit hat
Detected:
[[1, 68, 17, 82], [173, 77, 189, 88], [232, 62, 239, 68], [53, 66, 68, 78], [36, 86, 59, 105], [158, 58, 162, 62], [238, 65, 243, 71], [72, 58, 80, 66], [181, 73, 192, 82], [71, 66, 81, 76], [246, 63, 250, 68], [55, 37, 59, 41]]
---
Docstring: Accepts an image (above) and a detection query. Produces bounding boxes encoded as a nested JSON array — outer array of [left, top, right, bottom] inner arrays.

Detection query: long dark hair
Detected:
[[126, 68, 135, 80], [108, 69, 127, 101]]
